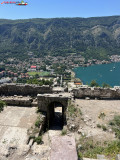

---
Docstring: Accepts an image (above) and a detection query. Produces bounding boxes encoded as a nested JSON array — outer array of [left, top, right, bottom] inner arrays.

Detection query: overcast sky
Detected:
[[0, 0, 120, 19]]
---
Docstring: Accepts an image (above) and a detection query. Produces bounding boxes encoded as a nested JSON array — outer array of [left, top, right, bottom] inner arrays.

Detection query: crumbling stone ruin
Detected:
[[1, 83, 120, 160]]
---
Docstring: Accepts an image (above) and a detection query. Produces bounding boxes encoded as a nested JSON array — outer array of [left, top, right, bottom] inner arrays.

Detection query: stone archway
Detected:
[[47, 101, 64, 129], [37, 93, 71, 129]]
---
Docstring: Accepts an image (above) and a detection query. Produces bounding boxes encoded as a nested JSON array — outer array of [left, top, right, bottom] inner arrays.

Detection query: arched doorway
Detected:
[[47, 102, 64, 130]]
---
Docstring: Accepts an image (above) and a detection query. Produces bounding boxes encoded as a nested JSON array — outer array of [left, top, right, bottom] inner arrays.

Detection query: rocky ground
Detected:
[[74, 99, 120, 143]]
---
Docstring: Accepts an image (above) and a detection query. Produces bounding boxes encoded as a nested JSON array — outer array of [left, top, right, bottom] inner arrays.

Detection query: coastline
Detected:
[[70, 70, 75, 82], [73, 62, 120, 87], [71, 70, 75, 78], [71, 69, 83, 84]]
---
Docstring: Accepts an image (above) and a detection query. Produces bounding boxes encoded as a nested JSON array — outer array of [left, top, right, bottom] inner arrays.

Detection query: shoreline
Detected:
[[71, 70, 75, 78], [71, 69, 83, 84], [70, 70, 75, 82], [73, 62, 120, 87]]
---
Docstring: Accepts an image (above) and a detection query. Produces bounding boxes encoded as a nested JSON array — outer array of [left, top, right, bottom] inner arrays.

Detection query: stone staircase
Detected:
[[33, 132, 50, 160], [25, 131, 50, 160]]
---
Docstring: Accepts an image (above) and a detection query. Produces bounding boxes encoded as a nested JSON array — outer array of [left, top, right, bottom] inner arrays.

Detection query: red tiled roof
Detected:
[[31, 66, 36, 69], [74, 83, 82, 85]]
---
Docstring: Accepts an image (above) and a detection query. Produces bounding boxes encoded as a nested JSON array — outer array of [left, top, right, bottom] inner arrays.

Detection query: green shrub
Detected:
[[0, 100, 6, 112], [102, 83, 111, 88], [68, 104, 76, 115], [78, 109, 82, 116], [102, 125, 107, 131], [78, 152, 83, 159], [109, 121, 115, 126], [67, 101, 81, 117], [77, 137, 120, 159], [97, 124, 101, 128], [29, 135, 35, 140], [113, 115, 120, 126], [98, 112, 106, 119], [90, 80, 99, 87], [61, 129, 67, 136], [109, 115, 120, 139], [35, 119, 41, 128], [34, 136, 42, 144]]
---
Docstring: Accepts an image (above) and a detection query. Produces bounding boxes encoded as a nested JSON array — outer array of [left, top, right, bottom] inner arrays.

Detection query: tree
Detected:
[[102, 83, 111, 88], [35, 74, 39, 79], [90, 80, 99, 87]]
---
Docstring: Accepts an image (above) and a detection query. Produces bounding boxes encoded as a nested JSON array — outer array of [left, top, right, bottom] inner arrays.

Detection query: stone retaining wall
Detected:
[[1, 84, 120, 99], [1, 96, 33, 106], [0, 83, 52, 96], [72, 87, 120, 99]]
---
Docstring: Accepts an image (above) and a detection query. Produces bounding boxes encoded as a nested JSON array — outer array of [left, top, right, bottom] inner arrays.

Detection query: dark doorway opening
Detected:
[[48, 102, 64, 130]]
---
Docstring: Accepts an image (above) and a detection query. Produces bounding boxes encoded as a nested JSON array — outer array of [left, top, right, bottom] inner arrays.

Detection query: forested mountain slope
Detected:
[[1, 16, 120, 60]]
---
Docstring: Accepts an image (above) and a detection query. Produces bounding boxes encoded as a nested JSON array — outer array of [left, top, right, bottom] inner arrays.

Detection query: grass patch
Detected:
[[109, 115, 120, 139], [67, 100, 82, 117], [102, 125, 107, 131], [61, 128, 67, 136], [68, 104, 77, 116], [97, 124, 107, 131], [77, 137, 120, 159], [97, 124, 101, 128], [34, 112, 44, 128], [27, 71, 50, 76], [27, 113, 44, 145], [34, 136, 43, 144], [35, 119, 41, 128]]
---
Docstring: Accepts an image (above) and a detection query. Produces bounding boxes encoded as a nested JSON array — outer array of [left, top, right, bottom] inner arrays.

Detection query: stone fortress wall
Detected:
[[1, 83, 120, 99], [0, 83, 52, 96], [72, 86, 120, 99]]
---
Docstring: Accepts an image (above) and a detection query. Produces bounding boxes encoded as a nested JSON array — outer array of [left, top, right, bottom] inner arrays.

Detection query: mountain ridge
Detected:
[[1, 16, 120, 60]]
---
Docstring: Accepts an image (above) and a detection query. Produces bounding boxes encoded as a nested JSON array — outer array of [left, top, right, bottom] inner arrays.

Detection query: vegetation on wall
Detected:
[[0, 100, 6, 112]]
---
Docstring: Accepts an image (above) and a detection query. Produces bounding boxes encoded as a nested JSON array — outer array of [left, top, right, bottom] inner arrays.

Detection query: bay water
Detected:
[[73, 62, 120, 87]]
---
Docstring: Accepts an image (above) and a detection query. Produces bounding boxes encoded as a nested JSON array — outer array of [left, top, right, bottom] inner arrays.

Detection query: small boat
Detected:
[[110, 70, 113, 71], [113, 66, 115, 69]]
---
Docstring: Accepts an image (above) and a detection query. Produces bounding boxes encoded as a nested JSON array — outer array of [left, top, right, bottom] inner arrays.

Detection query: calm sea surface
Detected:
[[73, 62, 120, 87]]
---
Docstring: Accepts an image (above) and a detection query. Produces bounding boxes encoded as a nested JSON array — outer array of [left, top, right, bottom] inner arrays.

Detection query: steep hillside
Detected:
[[1, 16, 120, 60]]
